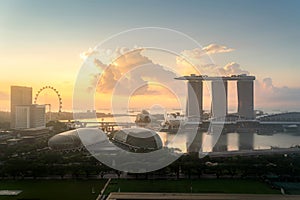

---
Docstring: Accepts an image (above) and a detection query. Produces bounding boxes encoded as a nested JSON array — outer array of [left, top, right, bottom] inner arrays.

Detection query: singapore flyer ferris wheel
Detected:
[[34, 86, 62, 113]]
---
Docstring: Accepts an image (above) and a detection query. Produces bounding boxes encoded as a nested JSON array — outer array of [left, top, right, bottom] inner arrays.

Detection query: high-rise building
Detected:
[[14, 104, 46, 129], [187, 79, 203, 120], [176, 74, 255, 120], [211, 80, 228, 119], [10, 86, 32, 128], [237, 80, 254, 119], [30, 104, 46, 129], [15, 106, 31, 129]]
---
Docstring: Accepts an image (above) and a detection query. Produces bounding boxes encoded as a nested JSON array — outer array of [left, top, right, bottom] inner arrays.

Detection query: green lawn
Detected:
[[0, 180, 106, 200], [0, 179, 280, 200], [105, 179, 280, 195]]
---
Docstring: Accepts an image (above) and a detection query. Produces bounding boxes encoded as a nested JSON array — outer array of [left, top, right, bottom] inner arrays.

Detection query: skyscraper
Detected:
[[237, 80, 254, 119], [187, 79, 203, 120], [10, 86, 32, 129]]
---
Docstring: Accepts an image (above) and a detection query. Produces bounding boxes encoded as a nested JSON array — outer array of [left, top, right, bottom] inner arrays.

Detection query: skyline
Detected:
[[1, 2, 300, 199], [1, 0, 300, 112]]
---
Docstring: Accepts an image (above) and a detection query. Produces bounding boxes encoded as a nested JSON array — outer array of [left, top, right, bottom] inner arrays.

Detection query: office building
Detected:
[[30, 104, 46, 129], [10, 86, 32, 128], [14, 104, 46, 129], [15, 106, 31, 129], [10, 86, 46, 129]]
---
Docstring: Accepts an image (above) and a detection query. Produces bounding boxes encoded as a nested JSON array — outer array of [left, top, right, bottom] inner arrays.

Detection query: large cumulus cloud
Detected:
[[81, 47, 185, 97], [255, 78, 300, 110]]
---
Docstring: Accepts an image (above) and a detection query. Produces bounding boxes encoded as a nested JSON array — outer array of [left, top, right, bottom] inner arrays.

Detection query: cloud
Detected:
[[176, 44, 235, 76], [81, 48, 185, 97], [255, 78, 300, 110], [79, 48, 99, 60], [217, 62, 249, 76], [81, 46, 300, 111], [203, 44, 235, 54], [261, 78, 274, 90], [92, 49, 149, 93], [180, 48, 204, 60], [178, 47, 249, 76], [180, 44, 234, 60], [218, 66, 300, 111], [176, 56, 249, 76]]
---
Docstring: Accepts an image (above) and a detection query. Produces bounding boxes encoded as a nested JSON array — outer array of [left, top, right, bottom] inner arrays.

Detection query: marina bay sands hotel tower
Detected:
[[176, 74, 256, 152], [176, 74, 256, 121]]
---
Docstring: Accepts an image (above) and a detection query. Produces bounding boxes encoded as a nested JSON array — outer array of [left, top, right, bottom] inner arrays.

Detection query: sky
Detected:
[[0, 0, 300, 112]]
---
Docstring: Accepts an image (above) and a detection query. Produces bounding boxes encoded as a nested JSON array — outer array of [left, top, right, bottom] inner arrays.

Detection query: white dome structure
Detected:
[[48, 129, 81, 150], [112, 127, 162, 152], [48, 128, 107, 150]]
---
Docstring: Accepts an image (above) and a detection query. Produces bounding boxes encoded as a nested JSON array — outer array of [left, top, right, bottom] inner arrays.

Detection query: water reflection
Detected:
[[158, 131, 300, 153]]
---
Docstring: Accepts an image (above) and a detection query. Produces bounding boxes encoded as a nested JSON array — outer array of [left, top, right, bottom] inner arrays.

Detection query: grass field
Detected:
[[0, 180, 106, 200], [0, 179, 280, 200], [104, 179, 280, 195]]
